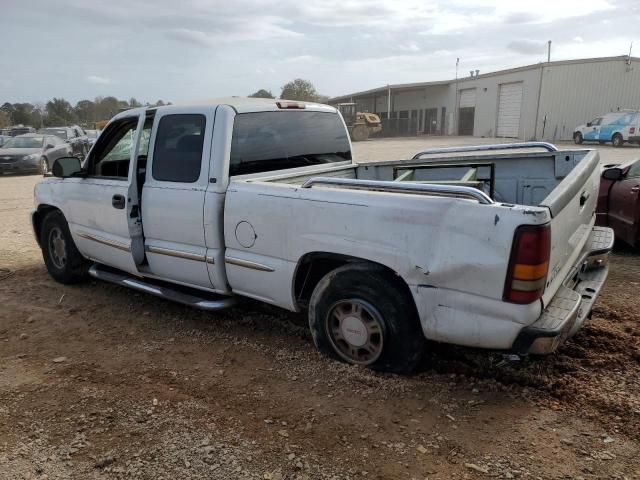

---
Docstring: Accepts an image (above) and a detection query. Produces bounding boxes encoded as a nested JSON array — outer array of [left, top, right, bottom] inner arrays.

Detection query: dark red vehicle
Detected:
[[597, 159, 640, 247]]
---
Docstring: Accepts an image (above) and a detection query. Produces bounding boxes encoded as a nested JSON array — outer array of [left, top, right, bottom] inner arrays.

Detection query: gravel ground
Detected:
[[1, 137, 639, 479]]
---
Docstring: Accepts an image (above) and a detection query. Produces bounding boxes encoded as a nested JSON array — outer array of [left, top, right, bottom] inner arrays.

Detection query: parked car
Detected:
[[597, 159, 640, 246], [0, 134, 10, 147], [0, 133, 71, 174], [32, 99, 612, 373], [574, 111, 640, 147], [39, 127, 90, 157], [85, 129, 101, 148], [1, 126, 36, 137]]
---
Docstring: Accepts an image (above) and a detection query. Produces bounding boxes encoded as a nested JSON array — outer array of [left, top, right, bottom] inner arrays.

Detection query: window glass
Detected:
[[152, 114, 205, 183], [89, 118, 138, 178], [230, 111, 351, 176], [627, 160, 640, 178], [591, 118, 601, 126]]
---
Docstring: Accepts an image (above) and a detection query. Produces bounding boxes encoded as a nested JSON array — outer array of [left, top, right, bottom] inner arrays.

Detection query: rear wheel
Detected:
[[612, 133, 624, 148], [352, 124, 369, 142], [573, 132, 583, 144], [40, 211, 90, 284], [308, 263, 424, 374]]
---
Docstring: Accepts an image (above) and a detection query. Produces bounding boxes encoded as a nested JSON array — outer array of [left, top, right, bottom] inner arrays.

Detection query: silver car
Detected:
[[0, 133, 72, 175]]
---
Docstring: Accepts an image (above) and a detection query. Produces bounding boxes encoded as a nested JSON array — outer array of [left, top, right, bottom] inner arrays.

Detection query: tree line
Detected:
[[249, 78, 329, 103], [0, 79, 329, 129], [0, 97, 169, 129]]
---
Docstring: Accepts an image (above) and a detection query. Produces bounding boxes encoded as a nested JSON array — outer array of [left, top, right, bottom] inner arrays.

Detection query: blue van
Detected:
[[574, 111, 640, 147]]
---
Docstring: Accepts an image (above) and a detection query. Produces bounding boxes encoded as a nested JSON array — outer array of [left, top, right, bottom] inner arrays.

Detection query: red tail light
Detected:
[[630, 127, 636, 134], [503, 224, 551, 304], [276, 101, 306, 109]]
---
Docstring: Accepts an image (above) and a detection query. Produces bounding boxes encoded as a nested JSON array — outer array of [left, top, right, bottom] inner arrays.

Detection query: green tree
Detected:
[[75, 100, 96, 125], [95, 96, 120, 120], [1, 103, 14, 124], [128, 97, 143, 108], [45, 98, 75, 126], [11, 103, 35, 125], [249, 89, 275, 99], [0, 110, 10, 128], [280, 79, 320, 102]]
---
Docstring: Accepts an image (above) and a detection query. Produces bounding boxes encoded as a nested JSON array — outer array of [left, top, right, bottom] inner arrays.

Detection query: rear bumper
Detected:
[[512, 226, 613, 354]]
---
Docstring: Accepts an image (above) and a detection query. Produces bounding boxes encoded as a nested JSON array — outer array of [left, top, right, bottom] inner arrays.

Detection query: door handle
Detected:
[[631, 186, 640, 193], [112, 194, 126, 209]]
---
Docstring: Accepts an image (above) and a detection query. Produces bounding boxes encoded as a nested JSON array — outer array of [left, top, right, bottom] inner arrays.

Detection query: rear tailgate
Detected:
[[539, 150, 600, 306]]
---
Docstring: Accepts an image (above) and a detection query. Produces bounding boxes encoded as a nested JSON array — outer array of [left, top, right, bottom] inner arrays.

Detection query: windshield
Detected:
[[3, 136, 44, 149], [42, 129, 68, 139], [230, 111, 351, 176]]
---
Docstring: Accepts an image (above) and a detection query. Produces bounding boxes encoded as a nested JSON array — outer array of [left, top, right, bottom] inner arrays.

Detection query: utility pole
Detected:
[[547, 41, 552, 63], [453, 57, 459, 135]]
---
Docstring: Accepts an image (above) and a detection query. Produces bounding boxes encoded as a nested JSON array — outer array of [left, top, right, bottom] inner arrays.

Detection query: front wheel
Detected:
[[40, 210, 90, 284], [39, 157, 49, 175], [573, 132, 583, 144], [308, 263, 424, 374], [612, 133, 624, 148]]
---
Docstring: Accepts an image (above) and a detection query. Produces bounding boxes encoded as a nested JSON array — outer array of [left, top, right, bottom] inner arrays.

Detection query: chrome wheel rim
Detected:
[[40, 159, 48, 174], [326, 299, 384, 365], [48, 227, 67, 269]]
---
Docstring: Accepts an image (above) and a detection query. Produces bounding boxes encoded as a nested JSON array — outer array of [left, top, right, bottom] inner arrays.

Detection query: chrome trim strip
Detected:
[[76, 231, 131, 252], [224, 256, 274, 272], [145, 245, 205, 262]]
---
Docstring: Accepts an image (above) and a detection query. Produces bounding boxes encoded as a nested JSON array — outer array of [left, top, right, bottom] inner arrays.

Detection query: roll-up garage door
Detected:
[[496, 82, 523, 138], [458, 89, 476, 135]]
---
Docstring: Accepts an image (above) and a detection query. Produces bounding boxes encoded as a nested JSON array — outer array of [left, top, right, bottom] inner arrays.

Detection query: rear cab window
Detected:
[[230, 111, 351, 176]]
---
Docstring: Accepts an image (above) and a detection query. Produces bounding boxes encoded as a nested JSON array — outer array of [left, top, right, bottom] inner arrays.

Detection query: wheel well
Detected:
[[293, 252, 415, 311], [32, 204, 60, 247]]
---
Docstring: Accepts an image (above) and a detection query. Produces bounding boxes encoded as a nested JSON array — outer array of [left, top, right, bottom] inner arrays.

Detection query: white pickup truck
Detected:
[[33, 98, 613, 373]]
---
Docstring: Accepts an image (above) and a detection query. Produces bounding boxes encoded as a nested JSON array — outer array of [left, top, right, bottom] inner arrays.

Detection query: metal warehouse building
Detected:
[[329, 55, 640, 141]]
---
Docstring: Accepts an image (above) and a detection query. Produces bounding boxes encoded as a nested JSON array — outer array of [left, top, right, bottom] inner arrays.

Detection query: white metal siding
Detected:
[[459, 89, 476, 108], [497, 82, 523, 137]]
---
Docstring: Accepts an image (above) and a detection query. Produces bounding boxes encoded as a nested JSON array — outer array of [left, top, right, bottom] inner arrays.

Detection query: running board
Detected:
[[88, 265, 237, 311]]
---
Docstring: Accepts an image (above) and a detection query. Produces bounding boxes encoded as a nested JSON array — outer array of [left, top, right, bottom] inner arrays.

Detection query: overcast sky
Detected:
[[2, 0, 638, 104]]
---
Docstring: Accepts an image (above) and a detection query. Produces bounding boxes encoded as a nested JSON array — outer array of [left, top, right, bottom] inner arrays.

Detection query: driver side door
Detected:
[[64, 113, 147, 274]]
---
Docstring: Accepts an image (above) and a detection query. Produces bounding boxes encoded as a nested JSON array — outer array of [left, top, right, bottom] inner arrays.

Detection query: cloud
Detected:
[[507, 40, 548, 55], [86, 75, 111, 85], [167, 29, 213, 48], [573, 36, 584, 43], [502, 11, 541, 24]]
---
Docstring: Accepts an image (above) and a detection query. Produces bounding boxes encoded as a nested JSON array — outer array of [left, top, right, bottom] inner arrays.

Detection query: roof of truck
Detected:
[[177, 97, 337, 114], [111, 97, 337, 122]]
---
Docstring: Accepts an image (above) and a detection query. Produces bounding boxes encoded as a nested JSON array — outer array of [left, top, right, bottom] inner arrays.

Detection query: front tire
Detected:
[[40, 211, 89, 284], [612, 133, 624, 148], [573, 132, 583, 144], [308, 263, 424, 374]]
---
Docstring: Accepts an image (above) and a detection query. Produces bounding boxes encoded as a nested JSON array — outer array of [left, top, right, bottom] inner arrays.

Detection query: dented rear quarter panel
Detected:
[[224, 179, 551, 347]]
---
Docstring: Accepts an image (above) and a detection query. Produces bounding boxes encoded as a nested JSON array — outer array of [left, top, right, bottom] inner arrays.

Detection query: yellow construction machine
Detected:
[[337, 103, 382, 141]]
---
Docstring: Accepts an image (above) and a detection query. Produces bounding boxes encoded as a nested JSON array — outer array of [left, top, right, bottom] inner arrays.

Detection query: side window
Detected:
[[88, 118, 138, 179], [627, 160, 640, 179], [592, 118, 601, 126], [152, 114, 205, 183]]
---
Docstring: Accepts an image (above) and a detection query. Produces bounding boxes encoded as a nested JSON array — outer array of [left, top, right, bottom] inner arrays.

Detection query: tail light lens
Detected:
[[503, 224, 551, 304], [276, 101, 306, 109], [630, 127, 636, 134]]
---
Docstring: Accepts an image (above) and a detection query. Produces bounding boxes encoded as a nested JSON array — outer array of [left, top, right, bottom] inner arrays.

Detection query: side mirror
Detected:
[[52, 157, 83, 178], [45, 143, 55, 150], [602, 167, 624, 181]]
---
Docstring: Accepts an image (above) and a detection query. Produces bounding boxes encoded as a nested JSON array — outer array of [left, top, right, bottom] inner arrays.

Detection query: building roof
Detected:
[[329, 55, 640, 102]]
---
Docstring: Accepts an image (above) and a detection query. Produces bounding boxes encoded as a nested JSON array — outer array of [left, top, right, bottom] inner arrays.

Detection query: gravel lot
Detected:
[[1, 137, 639, 479]]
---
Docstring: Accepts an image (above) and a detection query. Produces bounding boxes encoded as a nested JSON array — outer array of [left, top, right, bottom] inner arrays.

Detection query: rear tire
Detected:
[[352, 124, 369, 142], [308, 263, 424, 374], [40, 210, 90, 284], [573, 132, 583, 144], [612, 133, 624, 148]]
